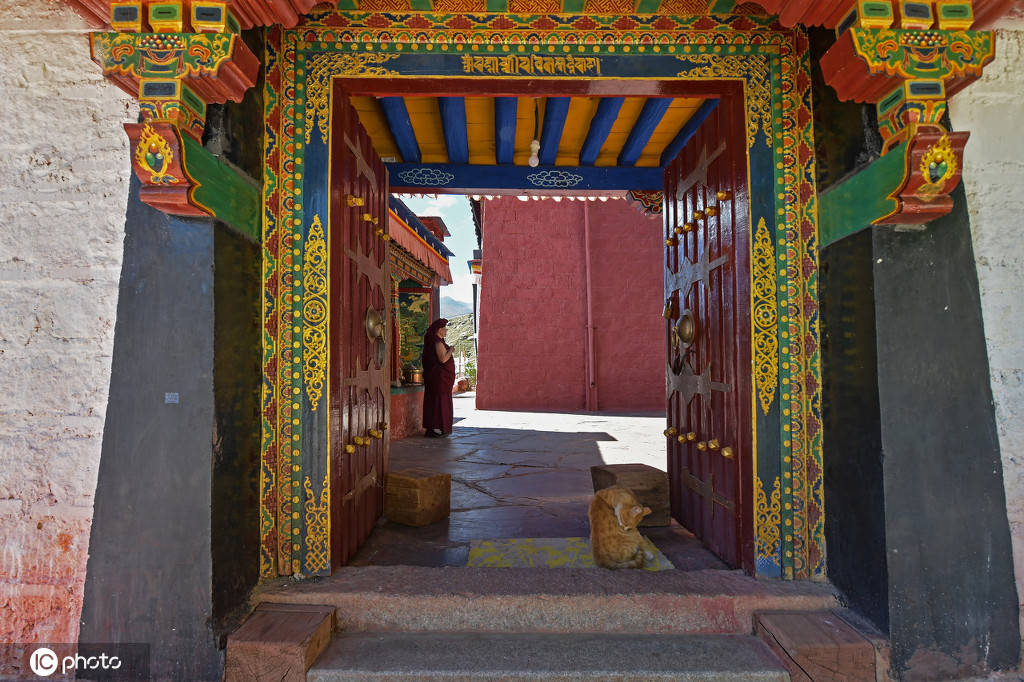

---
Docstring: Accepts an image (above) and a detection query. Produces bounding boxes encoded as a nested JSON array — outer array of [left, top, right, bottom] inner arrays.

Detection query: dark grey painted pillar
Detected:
[[81, 178, 219, 679], [872, 186, 1019, 678], [821, 228, 890, 632], [81, 177, 261, 680]]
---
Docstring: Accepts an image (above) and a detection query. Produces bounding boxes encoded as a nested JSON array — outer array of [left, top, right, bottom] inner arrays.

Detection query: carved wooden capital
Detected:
[[878, 130, 969, 224], [65, 0, 321, 31], [745, 0, 1017, 28], [126, 122, 208, 217], [125, 122, 261, 237]]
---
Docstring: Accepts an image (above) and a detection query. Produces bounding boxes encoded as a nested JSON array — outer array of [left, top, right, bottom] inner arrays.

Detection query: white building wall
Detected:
[[949, 25, 1024, 661], [0, 0, 136, 646]]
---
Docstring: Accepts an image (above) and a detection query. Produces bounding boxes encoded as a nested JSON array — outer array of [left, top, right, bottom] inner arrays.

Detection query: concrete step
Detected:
[[307, 632, 791, 681], [257, 566, 838, 635]]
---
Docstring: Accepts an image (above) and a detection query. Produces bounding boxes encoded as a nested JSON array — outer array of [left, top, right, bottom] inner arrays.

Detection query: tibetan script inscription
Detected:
[[461, 54, 601, 76]]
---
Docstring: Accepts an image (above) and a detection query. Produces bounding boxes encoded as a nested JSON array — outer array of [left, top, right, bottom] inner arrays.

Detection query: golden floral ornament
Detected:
[[677, 54, 771, 150], [303, 215, 329, 411], [756, 475, 781, 562], [752, 217, 778, 415], [305, 53, 401, 144], [919, 134, 957, 196], [303, 473, 330, 573], [134, 124, 178, 184]]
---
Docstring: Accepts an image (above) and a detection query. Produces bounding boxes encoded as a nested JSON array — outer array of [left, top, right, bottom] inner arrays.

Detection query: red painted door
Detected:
[[329, 85, 390, 567], [663, 93, 753, 570]]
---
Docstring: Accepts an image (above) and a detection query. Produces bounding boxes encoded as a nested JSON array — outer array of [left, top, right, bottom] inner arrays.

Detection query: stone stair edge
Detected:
[[254, 566, 839, 600], [307, 632, 792, 682]]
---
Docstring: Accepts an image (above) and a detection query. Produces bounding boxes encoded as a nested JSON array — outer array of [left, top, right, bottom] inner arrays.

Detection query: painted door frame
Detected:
[[260, 8, 824, 579]]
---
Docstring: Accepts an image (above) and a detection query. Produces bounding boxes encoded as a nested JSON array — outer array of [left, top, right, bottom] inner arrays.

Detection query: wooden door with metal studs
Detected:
[[330, 83, 391, 568], [662, 91, 753, 570]]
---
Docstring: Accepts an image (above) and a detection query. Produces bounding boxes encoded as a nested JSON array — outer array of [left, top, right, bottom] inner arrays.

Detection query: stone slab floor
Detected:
[[349, 393, 728, 571]]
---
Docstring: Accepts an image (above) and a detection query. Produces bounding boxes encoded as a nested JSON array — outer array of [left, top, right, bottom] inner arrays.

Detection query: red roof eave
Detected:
[[389, 210, 453, 286]]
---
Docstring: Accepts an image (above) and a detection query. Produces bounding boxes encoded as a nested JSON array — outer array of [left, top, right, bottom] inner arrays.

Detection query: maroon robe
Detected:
[[422, 318, 455, 434]]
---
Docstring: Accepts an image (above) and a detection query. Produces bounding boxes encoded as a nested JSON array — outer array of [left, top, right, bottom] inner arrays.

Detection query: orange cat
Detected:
[[588, 485, 654, 569]]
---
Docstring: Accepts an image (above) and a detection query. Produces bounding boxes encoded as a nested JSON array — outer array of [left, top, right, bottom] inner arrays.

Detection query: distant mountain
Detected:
[[441, 296, 473, 318]]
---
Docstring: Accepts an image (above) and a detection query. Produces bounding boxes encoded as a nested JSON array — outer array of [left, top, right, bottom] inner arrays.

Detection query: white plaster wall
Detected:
[[0, 0, 136, 646], [949, 26, 1024, 663]]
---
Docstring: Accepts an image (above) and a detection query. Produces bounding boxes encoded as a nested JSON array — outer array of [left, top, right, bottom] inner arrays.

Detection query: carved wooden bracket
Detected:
[[65, 0, 321, 31], [126, 121, 261, 238], [819, 130, 968, 244], [126, 122, 205, 216], [91, 31, 259, 140], [880, 130, 968, 224], [745, 0, 1020, 28], [812, 1, 996, 224]]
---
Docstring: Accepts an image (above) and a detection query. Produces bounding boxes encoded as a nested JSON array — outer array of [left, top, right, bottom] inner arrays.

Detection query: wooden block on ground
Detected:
[[591, 463, 670, 527], [754, 610, 877, 682], [385, 467, 452, 527], [225, 602, 335, 682]]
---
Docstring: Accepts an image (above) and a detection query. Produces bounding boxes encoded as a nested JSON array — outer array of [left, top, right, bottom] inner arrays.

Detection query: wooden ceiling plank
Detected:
[[579, 97, 626, 166], [494, 96, 518, 164], [539, 97, 571, 165], [659, 98, 719, 166], [378, 96, 422, 164], [618, 97, 673, 166], [438, 97, 469, 164]]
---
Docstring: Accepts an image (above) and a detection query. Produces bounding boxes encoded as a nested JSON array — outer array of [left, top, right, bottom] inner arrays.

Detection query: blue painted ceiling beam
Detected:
[[618, 97, 673, 166], [579, 97, 625, 166], [494, 97, 517, 165], [539, 97, 571, 165], [387, 162, 663, 191], [659, 99, 719, 167], [438, 97, 469, 165], [378, 96, 421, 164]]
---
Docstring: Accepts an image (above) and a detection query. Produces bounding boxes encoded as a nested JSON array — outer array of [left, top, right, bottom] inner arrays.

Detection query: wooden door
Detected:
[[663, 94, 752, 570], [329, 84, 390, 567]]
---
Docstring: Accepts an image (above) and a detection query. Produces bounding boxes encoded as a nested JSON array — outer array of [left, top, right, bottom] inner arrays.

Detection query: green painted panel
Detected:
[[635, 0, 661, 13], [819, 141, 908, 247], [180, 134, 261, 241], [709, 0, 736, 12], [861, 1, 893, 18], [335, 0, 358, 9], [561, 0, 585, 12], [398, 290, 431, 373], [486, 0, 508, 11], [410, 0, 433, 10]]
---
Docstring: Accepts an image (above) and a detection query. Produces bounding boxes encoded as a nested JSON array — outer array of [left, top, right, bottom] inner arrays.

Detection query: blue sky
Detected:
[[398, 194, 478, 304]]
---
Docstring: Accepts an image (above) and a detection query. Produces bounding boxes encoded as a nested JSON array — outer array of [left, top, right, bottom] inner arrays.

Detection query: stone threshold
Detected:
[[254, 566, 838, 635]]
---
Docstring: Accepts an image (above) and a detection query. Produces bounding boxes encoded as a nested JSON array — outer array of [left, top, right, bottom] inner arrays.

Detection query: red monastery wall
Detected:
[[476, 197, 664, 412]]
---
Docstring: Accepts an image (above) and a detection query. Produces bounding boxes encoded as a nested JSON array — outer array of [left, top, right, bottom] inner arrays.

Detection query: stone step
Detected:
[[256, 566, 838, 635], [307, 632, 791, 681]]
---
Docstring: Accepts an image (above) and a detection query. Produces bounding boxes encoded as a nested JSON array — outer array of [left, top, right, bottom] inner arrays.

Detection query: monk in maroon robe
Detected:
[[422, 318, 455, 437]]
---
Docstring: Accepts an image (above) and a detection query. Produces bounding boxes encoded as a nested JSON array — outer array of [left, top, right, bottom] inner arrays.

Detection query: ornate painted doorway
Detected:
[[329, 86, 391, 568], [260, 13, 827, 581], [664, 91, 753, 571]]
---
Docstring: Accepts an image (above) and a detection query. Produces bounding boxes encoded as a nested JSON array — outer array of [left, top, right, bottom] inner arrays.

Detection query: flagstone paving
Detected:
[[349, 393, 728, 571]]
